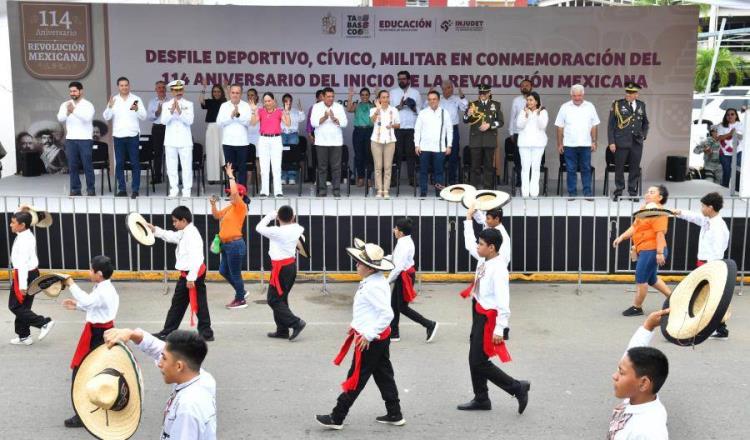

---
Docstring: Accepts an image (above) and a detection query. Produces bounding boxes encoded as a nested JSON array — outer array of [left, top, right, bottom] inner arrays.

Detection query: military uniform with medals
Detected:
[[464, 85, 504, 189], [607, 82, 649, 198]]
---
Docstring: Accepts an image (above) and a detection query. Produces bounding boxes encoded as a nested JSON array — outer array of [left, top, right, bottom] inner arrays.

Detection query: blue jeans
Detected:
[[563, 146, 592, 196], [219, 239, 246, 301], [446, 125, 460, 185], [223, 145, 249, 187], [419, 150, 446, 196], [65, 139, 95, 193], [114, 136, 140, 193]]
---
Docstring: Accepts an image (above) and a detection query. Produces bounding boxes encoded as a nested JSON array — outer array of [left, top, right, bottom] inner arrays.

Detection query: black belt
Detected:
[[354, 125, 372, 129], [261, 134, 280, 137]]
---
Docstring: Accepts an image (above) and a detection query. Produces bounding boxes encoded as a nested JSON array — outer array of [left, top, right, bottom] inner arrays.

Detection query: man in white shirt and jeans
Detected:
[[555, 84, 600, 198], [57, 81, 96, 196], [311, 87, 348, 197], [103, 76, 147, 198], [415, 90, 453, 197], [437, 82, 467, 185], [216, 84, 252, 188]]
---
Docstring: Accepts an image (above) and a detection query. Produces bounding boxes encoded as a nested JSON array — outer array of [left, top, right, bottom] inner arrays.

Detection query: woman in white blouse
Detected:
[[370, 90, 400, 198], [515, 91, 548, 198], [716, 108, 743, 188]]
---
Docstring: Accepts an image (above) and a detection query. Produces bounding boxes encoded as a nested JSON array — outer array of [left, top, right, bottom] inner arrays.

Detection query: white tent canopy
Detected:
[[683, 0, 750, 9]]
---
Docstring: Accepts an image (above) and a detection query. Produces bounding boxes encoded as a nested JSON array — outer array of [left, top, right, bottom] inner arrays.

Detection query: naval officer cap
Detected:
[[167, 79, 185, 90]]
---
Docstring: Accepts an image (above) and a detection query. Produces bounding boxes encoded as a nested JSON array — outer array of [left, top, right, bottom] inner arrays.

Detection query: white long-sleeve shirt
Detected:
[[57, 98, 95, 140], [154, 223, 204, 281], [386, 235, 415, 284], [389, 87, 421, 129], [310, 101, 348, 146], [216, 101, 251, 146], [282, 109, 306, 135], [11, 229, 38, 290], [608, 326, 669, 440], [516, 109, 549, 148], [255, 211, 305, 260], [102, 93, 147, 138], [161, 98, 194, 148], [463, 220, 510, 335], [677, 211, 729, 262], [471, 210, 511, 267], [424, 94, 468, 126], [147, 95, 168, 125], [135, 330, 217, 440], [414, 106, 453, 152], [509, 94, 528, 136], [68, 279, 119, 324], [351, 271, 394, 342]]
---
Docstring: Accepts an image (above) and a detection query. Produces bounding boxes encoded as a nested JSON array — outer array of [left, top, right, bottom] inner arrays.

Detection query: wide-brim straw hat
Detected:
[[297, 234, 309, 258], [352, 237, 366, 250], [346, 242, 395, 271], [660, 259, 736, 346], [633, 202, 673, 219], [72, 343, 143, 440], [127, 213, 155, 246], [461, 190, 511, 211], [18, 204, 53, 228], [440, 184, 476, 203], [27, 272, 70, 298]]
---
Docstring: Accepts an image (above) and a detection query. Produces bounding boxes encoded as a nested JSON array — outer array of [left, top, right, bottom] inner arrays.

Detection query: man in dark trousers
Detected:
[[608, 82, 649, 201], [464, 84, 503, 189]]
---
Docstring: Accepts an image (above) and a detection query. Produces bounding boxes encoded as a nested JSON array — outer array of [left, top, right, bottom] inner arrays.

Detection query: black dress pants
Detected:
[[8, 269, 48, 338], [614, 144, 642, 195], [469, 300, 520, 401], [390, 274, 432, 336], [470, 147, 496, 189], [161, 272, 213, 338], [395, 129, 416, 186], [267, 264, 301, 334]]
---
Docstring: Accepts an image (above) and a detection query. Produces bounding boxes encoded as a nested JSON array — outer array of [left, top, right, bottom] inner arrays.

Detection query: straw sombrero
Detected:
[[346, 242, 395, 271], [27, 273, 70, 298], [440, 184, 476, 203], [352, 238, 366, 250], [461, 190, 511, 211], [297, 234, 310, 258], [18, 204, 53, 228], [633, 203, 673, 220], [126, 213, 155, 246], [660, 259, 736, 346], [73, 343, 143, 440]]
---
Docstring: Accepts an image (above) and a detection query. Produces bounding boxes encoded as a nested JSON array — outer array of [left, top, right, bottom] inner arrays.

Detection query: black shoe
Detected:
[[86, 191, 96, 196], [515, 380, 531, 414], [69, 191, 82, 197], [426, 321, 439, 343], [375, 414, 405, 426], [201, 332, 215, 342], [333, 190, 341, 197], [289, 320, 306, 341], [116, 191, 128, 197], [152, 331, 168, 341], [457, 398, 491, 411], [64, 414, 84, 428], [316, 414, 343, 430], [267, 331, 289, 339], [318, 191, 327, 197], [131, 192, 139, 199], [622, 306, 644, 317], [259, 193, 269, 198], [274, 193, 283, 198], [711, 326, 729, 339], [419, 193, 427, 198], [612, 192, 622, 202]]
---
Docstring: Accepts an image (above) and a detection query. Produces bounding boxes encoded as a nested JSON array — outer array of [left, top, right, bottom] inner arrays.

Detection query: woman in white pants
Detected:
[[515, 91, 548, 198], [200, 83, 227, 182], [252, 92, 291, 197]]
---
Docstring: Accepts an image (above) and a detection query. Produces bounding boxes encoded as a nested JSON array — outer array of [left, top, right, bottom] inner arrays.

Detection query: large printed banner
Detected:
[[10, 2, 698, 180]]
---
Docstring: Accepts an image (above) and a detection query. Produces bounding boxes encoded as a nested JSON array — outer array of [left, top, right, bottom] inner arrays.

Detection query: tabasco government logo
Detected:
[[345, 14, 370, 38], [322, 12, 337, 35], [20, 2, 93, 79]]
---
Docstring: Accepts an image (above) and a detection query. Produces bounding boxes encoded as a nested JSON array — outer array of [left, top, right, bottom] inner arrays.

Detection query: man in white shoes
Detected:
[[8, 210, 54, 346], [161, 80, 195, 198]]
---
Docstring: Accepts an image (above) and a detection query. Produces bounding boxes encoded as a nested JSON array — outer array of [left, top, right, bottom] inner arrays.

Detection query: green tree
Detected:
[[694, 47, 745, 92]]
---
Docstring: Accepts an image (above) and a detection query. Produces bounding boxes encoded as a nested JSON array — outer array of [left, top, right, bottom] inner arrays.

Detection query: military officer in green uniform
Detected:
[[464, 84, 503, 189], [607, 82, 649, 200]]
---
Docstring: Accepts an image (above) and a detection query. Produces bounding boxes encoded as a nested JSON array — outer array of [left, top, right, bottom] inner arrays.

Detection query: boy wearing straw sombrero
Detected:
[[316, 241, 405, 430], [458, 226, 530, 414], [8, 210, 55, 346], [609, 309, 669, 439], [61, 255, 119, 429]]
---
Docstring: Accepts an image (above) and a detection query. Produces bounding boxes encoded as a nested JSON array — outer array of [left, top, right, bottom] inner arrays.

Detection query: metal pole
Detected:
[[697, 18, 726, 125]]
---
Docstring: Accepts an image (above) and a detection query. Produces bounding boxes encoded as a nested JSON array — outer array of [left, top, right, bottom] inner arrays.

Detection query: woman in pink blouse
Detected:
[[252, 92, 291, 197]]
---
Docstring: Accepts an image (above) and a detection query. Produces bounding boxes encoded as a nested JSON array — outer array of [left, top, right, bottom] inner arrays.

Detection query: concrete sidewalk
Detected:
[[1, 281, 746, 439]]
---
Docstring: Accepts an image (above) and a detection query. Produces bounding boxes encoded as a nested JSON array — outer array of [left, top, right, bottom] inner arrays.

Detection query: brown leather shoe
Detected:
[[356, 177, 365, 187]]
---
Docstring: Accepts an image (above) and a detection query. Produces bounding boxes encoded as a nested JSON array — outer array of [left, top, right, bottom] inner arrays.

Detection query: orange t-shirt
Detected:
[[632, 215, 668, 252], [218, 198, 247, 243]]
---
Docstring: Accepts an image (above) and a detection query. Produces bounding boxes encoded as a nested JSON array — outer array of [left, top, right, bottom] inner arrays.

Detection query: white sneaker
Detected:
[[39, 320, 55, 341], [244, 290, 250, 300], [168, 190, 179, 198], [10, 336, 33, 346], [288, 179, 296, 185], [181, 189, 191, 198]]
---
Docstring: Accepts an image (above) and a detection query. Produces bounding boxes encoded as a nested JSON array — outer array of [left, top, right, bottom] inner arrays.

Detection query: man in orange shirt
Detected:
[[613, 185, 672, 316], [211, 163, 249, 309]]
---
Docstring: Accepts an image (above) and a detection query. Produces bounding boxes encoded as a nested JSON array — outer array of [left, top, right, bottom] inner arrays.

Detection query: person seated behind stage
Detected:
[[147, 206, 214, 342], [612, 186, 672, 317], [693, 126, 722, 184], [609, 309, 669, 440], [104, 328, 217, 439], [61, 255, 119, 429], [467, 205, 511, 267]]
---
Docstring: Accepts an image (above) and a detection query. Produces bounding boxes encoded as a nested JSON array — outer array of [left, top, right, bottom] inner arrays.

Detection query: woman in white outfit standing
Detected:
[[200, 82, 227, 183], [515, 91, 548, 198], [252, 92, 291, 197]]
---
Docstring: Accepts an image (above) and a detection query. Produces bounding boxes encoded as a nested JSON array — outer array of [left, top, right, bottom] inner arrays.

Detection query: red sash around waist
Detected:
[[180, 263, 207, 327], [12, 269, 25, 304], [475, 301, 512, 363], [270, 258, 296, 297], [459, 280, 475, 299], [400, 266, 417, 303], [333, 326, 391, 392], [71, 321, 114, 369]]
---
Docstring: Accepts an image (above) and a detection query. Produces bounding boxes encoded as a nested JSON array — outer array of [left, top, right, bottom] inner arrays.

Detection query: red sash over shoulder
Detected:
[[70, 321, 114, 369], [474, 301, 511, 363], [400, 266, 417, 303], [269, 258, 296, 296], [333, 327, 391, 392], [180, 263, 207, 327]]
